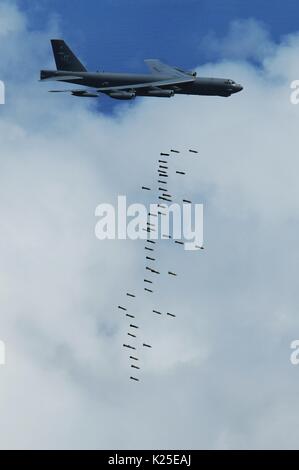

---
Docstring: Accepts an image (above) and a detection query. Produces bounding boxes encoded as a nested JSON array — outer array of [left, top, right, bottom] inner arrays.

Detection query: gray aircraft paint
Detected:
[[41, 40, 243, 100]]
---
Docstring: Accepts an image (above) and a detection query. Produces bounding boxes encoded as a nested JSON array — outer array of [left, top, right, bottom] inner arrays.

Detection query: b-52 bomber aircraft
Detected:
[[40, 40, 243, 101]]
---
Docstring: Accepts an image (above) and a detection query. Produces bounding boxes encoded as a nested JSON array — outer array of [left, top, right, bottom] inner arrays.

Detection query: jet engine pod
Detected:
[[108, 91, 136, 100], [71, 90, 98, 98], [137, 88, 175, 98], [143, 89, 175, 98]]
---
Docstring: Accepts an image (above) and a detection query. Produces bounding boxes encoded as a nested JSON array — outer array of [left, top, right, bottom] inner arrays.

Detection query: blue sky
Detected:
[[22, 0, 299, 72], [20, 0, 299, 112]]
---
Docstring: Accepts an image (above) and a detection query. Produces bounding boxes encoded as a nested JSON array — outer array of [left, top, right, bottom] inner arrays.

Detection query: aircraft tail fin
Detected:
[[51, 40, 87, 72]]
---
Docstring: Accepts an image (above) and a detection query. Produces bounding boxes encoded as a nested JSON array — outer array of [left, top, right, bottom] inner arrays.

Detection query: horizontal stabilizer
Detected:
[[40, 75, 84, 82]]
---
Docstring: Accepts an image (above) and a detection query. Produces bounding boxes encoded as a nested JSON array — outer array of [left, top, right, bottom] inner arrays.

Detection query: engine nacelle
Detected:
[[145, 89, 175, 98], [72, 91, 98, 98], [108, 91, 136, 100]]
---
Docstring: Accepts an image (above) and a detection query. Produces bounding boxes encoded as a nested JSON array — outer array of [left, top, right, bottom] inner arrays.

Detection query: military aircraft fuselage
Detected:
[[41, 40, 243, 100], [41, 70, 243, 98]]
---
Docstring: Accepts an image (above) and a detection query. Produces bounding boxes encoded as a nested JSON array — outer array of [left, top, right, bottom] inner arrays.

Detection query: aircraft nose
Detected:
[[234, 83, 243, 93]]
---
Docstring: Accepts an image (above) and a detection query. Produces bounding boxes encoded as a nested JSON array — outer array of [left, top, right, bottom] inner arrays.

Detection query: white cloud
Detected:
[[0, 2, 299, 449], [0, 1, 25, 36], [201, 18, 275, 63]]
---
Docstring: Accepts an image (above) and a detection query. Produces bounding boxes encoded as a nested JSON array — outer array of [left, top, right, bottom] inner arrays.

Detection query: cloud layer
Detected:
[[1, 0, 299, 449]]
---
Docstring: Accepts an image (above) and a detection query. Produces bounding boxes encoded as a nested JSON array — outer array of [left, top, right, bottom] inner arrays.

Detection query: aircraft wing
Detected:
[[97, 75, 195, 92], [144, 59, 191, 78]]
